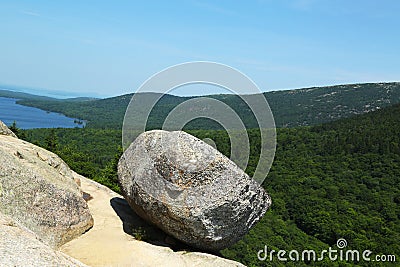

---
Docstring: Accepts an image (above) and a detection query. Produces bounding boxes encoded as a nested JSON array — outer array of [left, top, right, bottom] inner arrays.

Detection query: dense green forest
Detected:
[[17, 101, 400, 266], [4, 82, 400, 129]]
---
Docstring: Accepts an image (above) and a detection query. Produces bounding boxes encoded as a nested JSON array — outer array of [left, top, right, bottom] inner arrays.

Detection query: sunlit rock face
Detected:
[[118, 130, 271, 251], [0, 120, 93, 249]]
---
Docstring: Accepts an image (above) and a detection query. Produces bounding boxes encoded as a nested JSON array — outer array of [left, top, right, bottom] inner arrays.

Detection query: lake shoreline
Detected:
[[0, 97, 86, 129]]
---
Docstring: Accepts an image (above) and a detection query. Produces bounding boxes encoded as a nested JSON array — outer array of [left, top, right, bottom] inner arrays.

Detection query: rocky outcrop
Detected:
[[0, 123, 93, 248], [118, 130, 271, 251], [0, 120, 17, 138], [0, 212, 88, 267]]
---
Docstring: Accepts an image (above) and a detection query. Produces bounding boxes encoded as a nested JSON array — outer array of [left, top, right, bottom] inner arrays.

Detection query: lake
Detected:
[[0, 97, 85, 129]]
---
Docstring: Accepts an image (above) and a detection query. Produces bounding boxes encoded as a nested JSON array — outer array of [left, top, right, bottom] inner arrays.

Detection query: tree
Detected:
[[45, 129, 58, 152], [8, 121, 26, 139]]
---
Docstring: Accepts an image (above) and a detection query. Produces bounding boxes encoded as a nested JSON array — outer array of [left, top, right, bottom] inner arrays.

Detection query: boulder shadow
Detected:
[[110, 197, 192, 252]]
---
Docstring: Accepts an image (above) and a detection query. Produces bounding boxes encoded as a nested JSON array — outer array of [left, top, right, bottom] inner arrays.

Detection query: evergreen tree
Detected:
[[44, 129, 58, 152], [8, 121, 26, 139]]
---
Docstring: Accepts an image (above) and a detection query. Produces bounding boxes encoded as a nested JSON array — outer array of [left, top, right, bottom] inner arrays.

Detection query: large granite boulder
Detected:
[[0, 121, 93, 248], [118, 130, 271, 251]]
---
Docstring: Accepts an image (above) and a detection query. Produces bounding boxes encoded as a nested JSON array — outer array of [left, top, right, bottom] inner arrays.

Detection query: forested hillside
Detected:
[[20, 102, 400, 266], [221, 103, 400, 266], [11, 82, 400, 129]]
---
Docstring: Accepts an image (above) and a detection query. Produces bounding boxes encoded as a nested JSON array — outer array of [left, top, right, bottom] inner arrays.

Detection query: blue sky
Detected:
[[0, 0, 399, 97]]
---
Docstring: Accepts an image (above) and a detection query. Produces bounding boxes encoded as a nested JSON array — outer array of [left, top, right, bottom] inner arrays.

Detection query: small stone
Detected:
[[74, 177, 82, 187], [15, 151, 24, 159]]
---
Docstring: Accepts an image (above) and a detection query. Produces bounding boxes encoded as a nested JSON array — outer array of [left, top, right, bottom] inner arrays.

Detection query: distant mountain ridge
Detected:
[[0, 89, 98, 102], [0, 83, 101, 99], [0, 89, 54, 101], [264, 82, 400, 127], [1, 82, 399, 129]]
